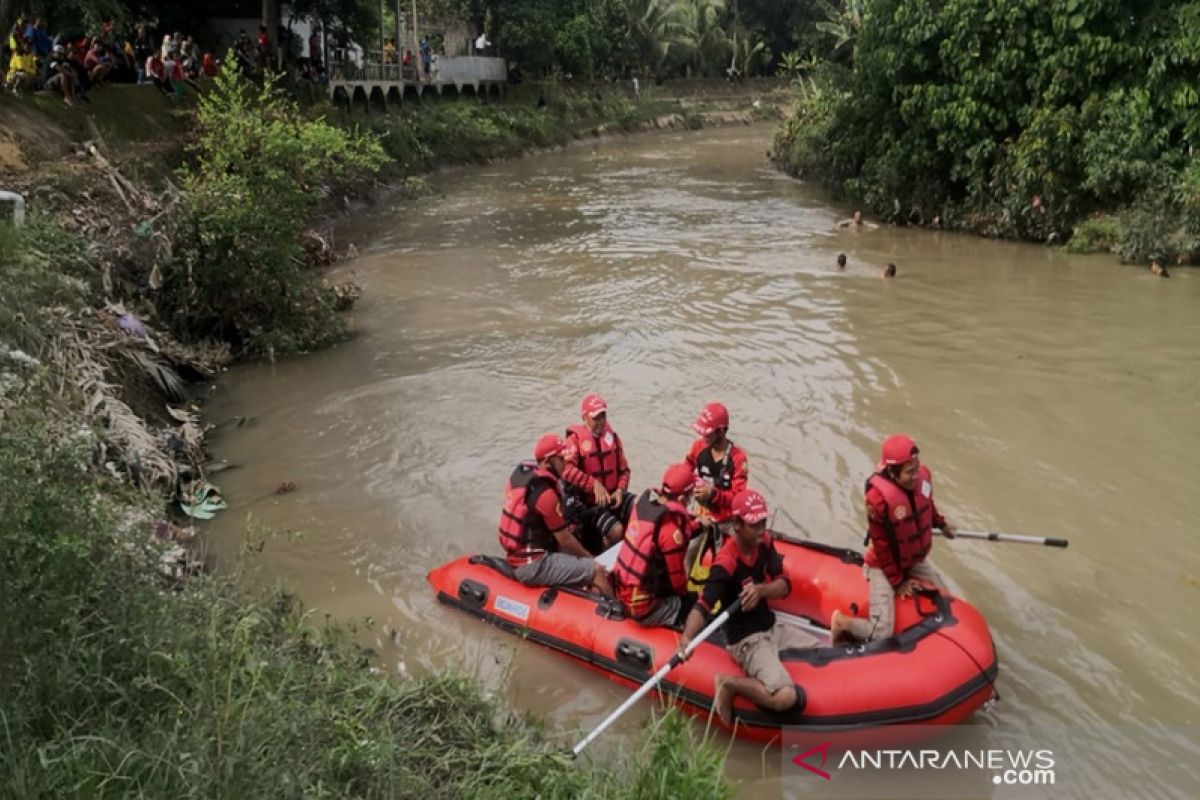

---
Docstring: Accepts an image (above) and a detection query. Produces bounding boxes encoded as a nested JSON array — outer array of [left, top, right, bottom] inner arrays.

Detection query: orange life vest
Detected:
[[497, 462, 561, 563], [612, 490, 690, 600], [565, 423, 624, 493], [864, 465, 935, 574]]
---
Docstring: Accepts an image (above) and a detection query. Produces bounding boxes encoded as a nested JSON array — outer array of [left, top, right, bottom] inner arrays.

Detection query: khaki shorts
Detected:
[[848, 561, 947, 642], [728, 622, 821, 695]]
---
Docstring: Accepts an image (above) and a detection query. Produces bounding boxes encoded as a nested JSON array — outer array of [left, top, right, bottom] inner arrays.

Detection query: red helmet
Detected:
[[660, 463, 697, 497], [732, 489, 768, 524], [534, 433, 566, 461], [692, 402, 729, 437], [580, 393, 608, 418], [879, 434, 919, 468]]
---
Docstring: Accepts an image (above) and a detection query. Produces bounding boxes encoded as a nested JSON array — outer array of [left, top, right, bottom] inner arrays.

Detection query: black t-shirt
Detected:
[[698, 535, 786, 644]]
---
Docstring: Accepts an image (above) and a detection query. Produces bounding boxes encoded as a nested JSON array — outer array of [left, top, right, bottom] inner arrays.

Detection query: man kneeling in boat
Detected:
[[611, 463, 708, 628], [677, 489, 819, 726], [497, 433, 614, 598], [831, 434, 957, 643]]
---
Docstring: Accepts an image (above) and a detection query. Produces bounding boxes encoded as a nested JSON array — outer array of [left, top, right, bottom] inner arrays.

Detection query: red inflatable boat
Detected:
[[427, 535, 997, 745]]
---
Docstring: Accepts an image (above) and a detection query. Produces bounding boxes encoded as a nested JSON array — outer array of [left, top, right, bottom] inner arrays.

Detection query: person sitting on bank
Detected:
[[497, 433, 614, 597], [43, 44, 77, 106], [561, 394, 633, 555], [612, 463, 707, 628], [836, 252, 847, 270], [678, 489, 820, 725], [838, 210, 878, 229], [685, 402, 749, 532], [5, 38, 38, 93], [881, 262, 897, 278], [831, 435, 956, 643]]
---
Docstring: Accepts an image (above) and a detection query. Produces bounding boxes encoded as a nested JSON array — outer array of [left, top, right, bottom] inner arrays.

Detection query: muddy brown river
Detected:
[[207, 124, 1199, 798]]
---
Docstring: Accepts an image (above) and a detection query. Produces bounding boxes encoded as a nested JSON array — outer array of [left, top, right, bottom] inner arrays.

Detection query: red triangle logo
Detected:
[[791, 741, 833, 780]]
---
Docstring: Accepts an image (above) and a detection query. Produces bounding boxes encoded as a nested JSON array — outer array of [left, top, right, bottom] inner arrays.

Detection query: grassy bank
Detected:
[[0, 401, 731, 798], [345, 81, 784, 175]]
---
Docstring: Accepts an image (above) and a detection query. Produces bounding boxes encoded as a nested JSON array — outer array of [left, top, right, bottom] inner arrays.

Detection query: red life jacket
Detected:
[[497, 462, 561, 561], [565, 423, 624, 493], [864, 465, 935, 574], [613, 490, 690, 601]]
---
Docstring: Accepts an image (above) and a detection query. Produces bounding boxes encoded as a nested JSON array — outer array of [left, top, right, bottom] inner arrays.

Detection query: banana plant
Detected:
[[815, 0, 865, 53]]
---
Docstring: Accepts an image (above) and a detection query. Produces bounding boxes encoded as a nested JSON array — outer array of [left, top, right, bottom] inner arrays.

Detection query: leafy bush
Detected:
[[1065, 214, 1120, 254], [160, 68, 387, 355], [772, 0, 1200, 257]]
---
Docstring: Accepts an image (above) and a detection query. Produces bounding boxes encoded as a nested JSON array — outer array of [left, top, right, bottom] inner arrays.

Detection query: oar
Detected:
[[937, 528, 1069, 548], [569, 597, 743, 759]]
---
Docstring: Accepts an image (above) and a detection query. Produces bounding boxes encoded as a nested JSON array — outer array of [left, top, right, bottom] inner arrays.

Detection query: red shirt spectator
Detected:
[[145, 53, 164, 79]]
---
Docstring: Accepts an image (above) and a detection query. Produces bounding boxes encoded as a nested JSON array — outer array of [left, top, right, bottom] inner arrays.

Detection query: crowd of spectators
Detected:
[[3, 17, 222, 106], [2, 17, 327, 107]]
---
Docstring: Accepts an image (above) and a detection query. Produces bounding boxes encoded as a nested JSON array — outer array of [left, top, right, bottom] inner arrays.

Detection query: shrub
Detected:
[[161, 68, 387, 355], [1065, 214, 1120, 254]]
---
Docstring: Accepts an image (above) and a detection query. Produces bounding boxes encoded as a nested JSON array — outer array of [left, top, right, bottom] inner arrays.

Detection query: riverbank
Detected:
[[0, 77, 765, 797], [768, 4, 1200, 269]]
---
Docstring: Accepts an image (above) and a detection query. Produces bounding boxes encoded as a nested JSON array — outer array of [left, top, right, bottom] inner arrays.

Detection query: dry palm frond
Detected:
[[48, 309, 178, 491], [125, 349, 188, 401]]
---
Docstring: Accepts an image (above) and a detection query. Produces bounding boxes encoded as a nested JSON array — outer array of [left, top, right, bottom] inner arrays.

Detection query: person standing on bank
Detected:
[[831, 434, 956, 643], [612, 463, 704, 627], [561, 394, 633, 555], [677, 489, 819, 725], [685, 402, 749, 530], [497, 433, 614, 597]]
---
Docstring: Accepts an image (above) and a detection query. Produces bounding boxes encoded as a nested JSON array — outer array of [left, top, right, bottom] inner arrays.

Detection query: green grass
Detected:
[[0, 395, 733, 799]]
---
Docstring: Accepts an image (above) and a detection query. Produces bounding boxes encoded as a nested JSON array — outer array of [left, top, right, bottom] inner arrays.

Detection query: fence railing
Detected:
[[329, 52, 504, 83]]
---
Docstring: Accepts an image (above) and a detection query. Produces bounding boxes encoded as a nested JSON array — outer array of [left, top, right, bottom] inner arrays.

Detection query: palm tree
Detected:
[[663, 0, 730, 77], [626, 0, 676, 74]]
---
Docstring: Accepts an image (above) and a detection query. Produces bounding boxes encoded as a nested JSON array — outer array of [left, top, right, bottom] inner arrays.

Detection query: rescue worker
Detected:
[[685, 402, 749, 530], [561, 394, 633, 555], [612, 463, 707, 627], [678, 489, 819, 726], [831, 434, 957, 643], [497, 433, 614, 597]]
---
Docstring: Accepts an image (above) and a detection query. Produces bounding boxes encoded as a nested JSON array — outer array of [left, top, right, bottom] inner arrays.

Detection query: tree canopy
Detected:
[[773, 0, 1200, 260]]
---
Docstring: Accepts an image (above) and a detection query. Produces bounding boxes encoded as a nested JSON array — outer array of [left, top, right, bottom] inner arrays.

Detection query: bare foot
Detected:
[[830, 609, 855, 644], [712, 675, 733, 726]]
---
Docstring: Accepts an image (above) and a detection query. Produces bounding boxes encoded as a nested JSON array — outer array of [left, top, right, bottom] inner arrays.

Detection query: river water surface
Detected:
[[207, 125, 1199, 798]]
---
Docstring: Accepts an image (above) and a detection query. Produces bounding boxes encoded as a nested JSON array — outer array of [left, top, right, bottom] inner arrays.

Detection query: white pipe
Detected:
[[0, 191, 26, 226]]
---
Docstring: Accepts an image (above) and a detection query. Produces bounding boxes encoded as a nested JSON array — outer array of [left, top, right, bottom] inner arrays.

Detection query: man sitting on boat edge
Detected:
[[560, 393, 634, 555], [611, 463, 711, 628], [677, 489, 820, 726], [497, 433, 614, 598], [831, 434, 956, 643]]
